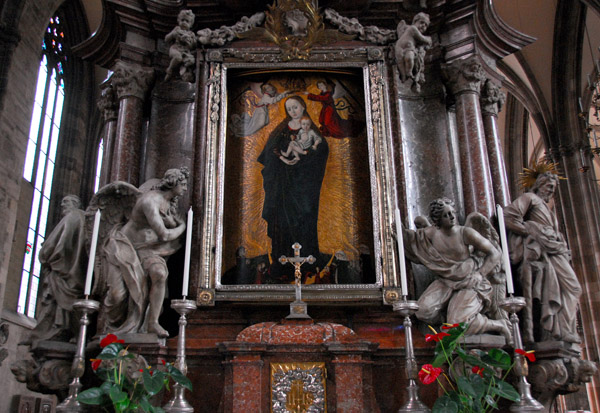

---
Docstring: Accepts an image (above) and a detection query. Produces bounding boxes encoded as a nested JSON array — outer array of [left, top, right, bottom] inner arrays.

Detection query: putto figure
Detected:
[[394, 12, 432, 93], [403, 198, 512, 342], [165, 10, 196, 82], [504, 172, 582, 344]]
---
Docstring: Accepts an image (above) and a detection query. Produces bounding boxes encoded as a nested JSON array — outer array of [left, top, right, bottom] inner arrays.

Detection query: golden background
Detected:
[[222, 70, 373, 278]]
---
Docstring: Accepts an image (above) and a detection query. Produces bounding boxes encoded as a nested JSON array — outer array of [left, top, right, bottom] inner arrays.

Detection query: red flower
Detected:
[[441, 323, 460, 330], [425, 332, 450, 342], [515, 349, 536, 362], [91, 359, 102, 371], [100, 334, 125, 348], [160, 359, 166, 366], [472, 366, 484, 377], [418, 364, 442, 385]]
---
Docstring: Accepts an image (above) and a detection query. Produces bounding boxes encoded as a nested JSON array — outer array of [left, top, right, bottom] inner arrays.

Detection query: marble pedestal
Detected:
[[219, 319, 379, 413]]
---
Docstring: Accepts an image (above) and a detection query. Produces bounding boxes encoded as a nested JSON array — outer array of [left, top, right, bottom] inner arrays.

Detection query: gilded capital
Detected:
[[480, 79, 506, 116], [442, 56, 486, 96], [110, 60, 154, 100]]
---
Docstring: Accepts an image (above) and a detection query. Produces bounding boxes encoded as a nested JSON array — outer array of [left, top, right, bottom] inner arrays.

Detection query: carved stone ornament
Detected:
[[97, 82, 118, 122], [323, 8, 396, 45], [271, 362, 326, 413], [237, 0, 354, 61], [442, 55, 487, 95], [480, 79, 506, 116], [111, 60, 155, 100], [197, 12, 265, 47]]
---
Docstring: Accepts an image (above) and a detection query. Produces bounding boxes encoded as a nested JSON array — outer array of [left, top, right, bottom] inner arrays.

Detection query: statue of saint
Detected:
[[394, 12, 432, 92], [403, 198, 511, 342], [98, 168, 189, 338], [26, 195, 86, 344], [504, 172, 582, 343]]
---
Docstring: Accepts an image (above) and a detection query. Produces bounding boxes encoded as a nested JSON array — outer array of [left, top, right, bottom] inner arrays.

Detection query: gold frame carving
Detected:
[[195, 46, 403, 306]]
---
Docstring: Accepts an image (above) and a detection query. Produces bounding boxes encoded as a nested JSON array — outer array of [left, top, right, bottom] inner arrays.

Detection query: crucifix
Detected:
[[279, 242, 315, 319]]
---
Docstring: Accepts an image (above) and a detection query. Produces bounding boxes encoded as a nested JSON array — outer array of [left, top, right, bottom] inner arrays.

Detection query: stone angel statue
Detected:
[[394, 12, 432, 93], [89, 167, 189, 338], [402, 198, 512, 344]]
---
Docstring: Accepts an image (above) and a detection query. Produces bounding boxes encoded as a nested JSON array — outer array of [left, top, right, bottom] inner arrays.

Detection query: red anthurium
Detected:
[[161, 359, 166, 366], [441, 323, 460, 330], [91, 359, 102, 371], [418, 364, 442, 385], [100, 333, 125, 348], [472, 366, 484, 377], [425, 332, 451, 342], [515, 349, 536, 362]]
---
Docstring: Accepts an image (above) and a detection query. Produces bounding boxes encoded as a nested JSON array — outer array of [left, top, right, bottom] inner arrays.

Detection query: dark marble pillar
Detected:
[[97, 82, 118, 188], [481, 79, 510, 207], [110, 60, 154, 186], [143, 80, 195, 196], [443, 56, 495, 218]]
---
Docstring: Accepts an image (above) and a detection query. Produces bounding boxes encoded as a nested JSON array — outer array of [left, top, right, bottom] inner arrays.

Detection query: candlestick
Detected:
[[579, 97, 584, 113], [496, 205, 515, 295], [84, 209, 101, 296], [395, 208, 408, 296], [182, 207, 192, 298], [588, 74, 592, 90]]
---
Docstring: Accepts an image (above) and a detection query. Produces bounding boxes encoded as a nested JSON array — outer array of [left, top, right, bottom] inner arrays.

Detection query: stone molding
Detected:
[[480, 79, 506, 116], [97, 82, 118, 122], [111, 60, 154, 100], [442, 55, 486, 95]]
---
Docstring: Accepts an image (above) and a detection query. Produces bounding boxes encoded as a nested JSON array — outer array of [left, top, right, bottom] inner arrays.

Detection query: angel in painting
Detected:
[[402, 198, 512, 343], [230, 82, 290, 137], [88, 168, 189, 338], [305, 79, 362, 139], [394, 12, 432, 92]]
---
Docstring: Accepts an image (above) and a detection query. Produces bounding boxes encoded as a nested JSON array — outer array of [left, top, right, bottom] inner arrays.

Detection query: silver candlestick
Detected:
[[163, 298, 197, 413], [500, 296, 544, 412], [393, 298, 431, 413], [56, 298, 100, 412]]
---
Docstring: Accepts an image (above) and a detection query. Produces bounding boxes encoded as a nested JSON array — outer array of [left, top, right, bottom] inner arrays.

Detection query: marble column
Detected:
[[443, 56, 495, 217], [110, 60, 154, 186], [97, 82, 118, 188], [480, 79, 510, 207]]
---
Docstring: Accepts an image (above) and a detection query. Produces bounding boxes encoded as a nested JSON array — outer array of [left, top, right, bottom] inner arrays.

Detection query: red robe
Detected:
[[307, 91, 354, 138]]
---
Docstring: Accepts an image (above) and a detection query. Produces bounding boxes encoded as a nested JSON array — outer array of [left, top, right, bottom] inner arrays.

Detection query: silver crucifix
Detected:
[[279, 242, 315, 319]]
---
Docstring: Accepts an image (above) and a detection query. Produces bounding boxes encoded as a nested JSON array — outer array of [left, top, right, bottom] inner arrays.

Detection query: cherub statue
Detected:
[[90, 168, 189, 338], [402, 198, 512, 343], [165, 10, 196, 82], [394, 12, 432, 93]]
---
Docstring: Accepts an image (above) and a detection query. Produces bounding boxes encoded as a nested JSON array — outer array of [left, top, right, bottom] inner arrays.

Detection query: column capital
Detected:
[[97, 82, 118, 122], [110, 60, 154, 100], [480, 79, 506, 116], [442, 56, 486, 96]]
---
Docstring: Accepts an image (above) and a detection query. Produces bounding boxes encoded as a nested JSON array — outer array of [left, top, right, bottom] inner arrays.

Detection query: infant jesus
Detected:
[[279, 116, 322, 165]]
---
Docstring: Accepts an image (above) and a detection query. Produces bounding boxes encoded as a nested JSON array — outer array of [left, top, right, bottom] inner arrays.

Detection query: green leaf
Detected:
[[482, 348, 512, 370], [143, 369, 165, 395], [170, 368, 193, 391], [470, 373, 486, 398], [139, 396, 153, 412], [484, 394, 498, 409], [491, 380, 521, 402], [98, 343, 122, 360], [455, 346, 486, 368], [457, 375, 477, 398], [77, 387, 107, 405], [432, 395, 459, 413], [109, 384, 128, 403]]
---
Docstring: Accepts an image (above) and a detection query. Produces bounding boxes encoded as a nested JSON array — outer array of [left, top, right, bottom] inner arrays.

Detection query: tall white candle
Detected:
[[182, 207, 193, 298], [84, 209, 101, 296], [394, 207, 408, 296], [496, 204, 515, 294]]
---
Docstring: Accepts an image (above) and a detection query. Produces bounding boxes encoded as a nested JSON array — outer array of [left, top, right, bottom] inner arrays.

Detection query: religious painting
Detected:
[[219, 68, 375, 286]]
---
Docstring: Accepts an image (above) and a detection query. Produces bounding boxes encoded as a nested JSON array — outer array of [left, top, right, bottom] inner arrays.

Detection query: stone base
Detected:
[[286, 300, 311, 319], [462, 334, 507, 347]]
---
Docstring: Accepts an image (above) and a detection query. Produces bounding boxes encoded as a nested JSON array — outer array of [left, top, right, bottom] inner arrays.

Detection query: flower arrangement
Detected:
[[78, 334, 192, 413], [419, 323, 532, 413]]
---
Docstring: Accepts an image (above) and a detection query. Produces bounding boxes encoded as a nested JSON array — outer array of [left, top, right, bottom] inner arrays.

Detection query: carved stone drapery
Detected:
[[442, 56, 495, 217], [480, 79, 510, 206], [97, 82, 118, 188], [109, 61, 154, 186]]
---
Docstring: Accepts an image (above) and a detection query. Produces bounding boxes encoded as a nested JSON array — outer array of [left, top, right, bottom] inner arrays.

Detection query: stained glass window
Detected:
[[18, 15, 68, 317]]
